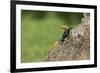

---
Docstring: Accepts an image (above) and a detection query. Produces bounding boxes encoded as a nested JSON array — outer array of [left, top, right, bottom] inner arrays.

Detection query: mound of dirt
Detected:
[[43, 13, 90, 61]]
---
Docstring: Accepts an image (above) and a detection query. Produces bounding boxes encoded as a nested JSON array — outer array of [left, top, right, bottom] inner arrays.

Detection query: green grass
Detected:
[[21, 10, 83, 63]]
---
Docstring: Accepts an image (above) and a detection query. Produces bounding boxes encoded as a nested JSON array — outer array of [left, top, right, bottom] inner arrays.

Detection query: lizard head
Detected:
[[61, 25, 69, 31]]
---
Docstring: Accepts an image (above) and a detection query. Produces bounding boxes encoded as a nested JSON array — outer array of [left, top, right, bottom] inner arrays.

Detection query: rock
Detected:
[[43, 13, 90, 61]]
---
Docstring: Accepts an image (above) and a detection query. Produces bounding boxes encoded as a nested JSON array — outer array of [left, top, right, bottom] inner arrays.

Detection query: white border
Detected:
[[16, 4, 94, 69]]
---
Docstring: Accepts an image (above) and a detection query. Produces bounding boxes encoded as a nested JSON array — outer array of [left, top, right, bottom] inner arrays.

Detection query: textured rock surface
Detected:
[[43, 14, 90, 61]]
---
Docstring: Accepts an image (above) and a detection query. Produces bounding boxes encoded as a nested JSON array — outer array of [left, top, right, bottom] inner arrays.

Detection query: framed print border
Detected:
[[10, 0, 97, 73]]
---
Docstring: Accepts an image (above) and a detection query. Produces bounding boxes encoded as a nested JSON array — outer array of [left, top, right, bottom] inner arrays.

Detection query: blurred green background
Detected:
[[21, 10, 84, 63]]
